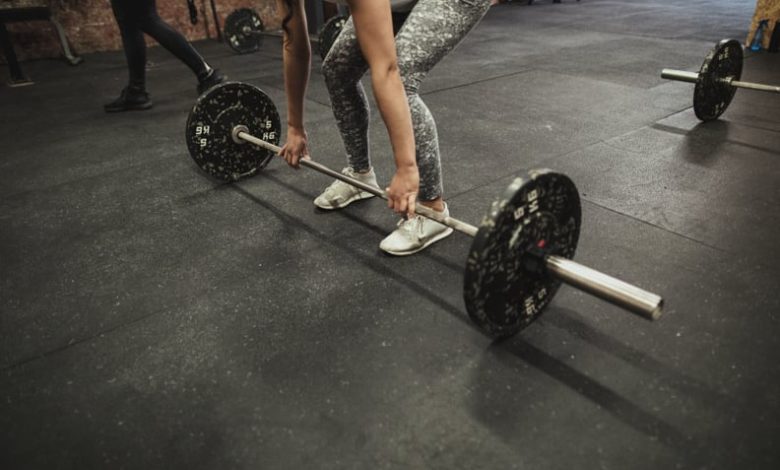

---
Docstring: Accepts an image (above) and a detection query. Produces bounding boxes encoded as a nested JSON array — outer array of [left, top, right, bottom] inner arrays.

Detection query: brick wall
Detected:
[[3, 0, 282, 62]]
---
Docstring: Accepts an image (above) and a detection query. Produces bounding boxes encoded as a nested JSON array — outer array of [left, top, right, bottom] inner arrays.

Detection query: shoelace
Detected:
[[397, 216, 425, 237]]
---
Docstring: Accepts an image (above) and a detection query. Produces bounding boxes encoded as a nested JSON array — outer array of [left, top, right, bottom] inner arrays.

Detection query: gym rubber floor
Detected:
[[2, 0, 779, 468]]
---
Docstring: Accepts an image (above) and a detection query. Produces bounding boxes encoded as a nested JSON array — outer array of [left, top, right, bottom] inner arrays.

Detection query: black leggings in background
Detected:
[[110, 0, 209, 88]]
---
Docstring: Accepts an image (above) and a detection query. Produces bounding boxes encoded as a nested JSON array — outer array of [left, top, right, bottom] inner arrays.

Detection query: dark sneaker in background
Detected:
[[104, 86, 153, 113]]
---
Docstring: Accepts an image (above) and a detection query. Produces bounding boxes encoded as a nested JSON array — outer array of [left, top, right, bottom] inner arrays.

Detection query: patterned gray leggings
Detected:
[[322, 0, 491, 201]]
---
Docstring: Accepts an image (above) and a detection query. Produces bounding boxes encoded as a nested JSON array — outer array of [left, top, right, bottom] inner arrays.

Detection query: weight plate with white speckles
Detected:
[[185, 82, 280, 182], [693, 39, 743, 121], [463, 170, 581, 337], [225, 8, 264, 54]]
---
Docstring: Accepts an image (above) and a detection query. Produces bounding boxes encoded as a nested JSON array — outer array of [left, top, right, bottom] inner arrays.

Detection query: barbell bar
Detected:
[[661, 39, 779, 121], [661, 69, 780, 93], [185, 82, 664, 337], [232, 127, 479, 237]]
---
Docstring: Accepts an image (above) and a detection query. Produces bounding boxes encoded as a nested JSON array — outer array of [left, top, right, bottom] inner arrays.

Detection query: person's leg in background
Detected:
[[135, 0, 224, 93], [105, 0, 224, 112], [105, 0, 153, 112]]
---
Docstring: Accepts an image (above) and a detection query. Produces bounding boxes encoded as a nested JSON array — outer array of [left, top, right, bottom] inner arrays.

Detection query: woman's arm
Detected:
[[347, 0, 418, 217], [278, 0, 311, 168]]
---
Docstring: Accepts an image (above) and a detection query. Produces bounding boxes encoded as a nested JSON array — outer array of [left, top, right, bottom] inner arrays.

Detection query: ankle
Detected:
[[420, 198, 445, 212], [127, 82, 146, 93], [197, 66, 213, 82]]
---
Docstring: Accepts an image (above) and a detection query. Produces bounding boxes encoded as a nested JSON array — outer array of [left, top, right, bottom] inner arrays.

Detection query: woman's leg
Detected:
[[321, 17, 371, 172], [394, 0, 492, 203], [321, 13, 413, 172], [314, 19, 380, 210], [378, 0, 491, 254]]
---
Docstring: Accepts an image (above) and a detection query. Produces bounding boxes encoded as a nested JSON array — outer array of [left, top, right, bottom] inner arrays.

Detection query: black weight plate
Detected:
[[185, 82, 281, 182], [318, 14, 348, 60], [693, 39, 743, 121], [225, 8, 264, 54], [464, 170, 581, 337]]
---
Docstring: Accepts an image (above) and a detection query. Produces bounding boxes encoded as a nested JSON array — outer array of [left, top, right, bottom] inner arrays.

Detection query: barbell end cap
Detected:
[[660, 68, 679, 79], [231, 125, 249, 144], [660, 69, 700, 84], [632, 296, 663, 322], [649, 299, 664, 321]]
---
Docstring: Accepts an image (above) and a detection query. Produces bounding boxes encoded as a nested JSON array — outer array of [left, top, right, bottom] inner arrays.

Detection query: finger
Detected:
[[407, 195, 416, 219], [386, 188, 393, 208], [397, 197, 407, 216]]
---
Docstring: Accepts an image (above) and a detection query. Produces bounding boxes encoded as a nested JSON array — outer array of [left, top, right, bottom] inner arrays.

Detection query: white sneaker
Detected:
[[379, 204, 454, 256], [314, 167, 378, 210]]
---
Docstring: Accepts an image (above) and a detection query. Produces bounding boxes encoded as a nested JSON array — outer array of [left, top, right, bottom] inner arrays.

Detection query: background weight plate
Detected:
[[185, 82, 281, 181], [463, 170, 581, 337], [318, 15, 348, 60], [693, 39, 743, 121], [225, 8, 264, 54]]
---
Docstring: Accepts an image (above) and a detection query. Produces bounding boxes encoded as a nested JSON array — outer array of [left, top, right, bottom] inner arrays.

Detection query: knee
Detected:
[[397, 62, 420, 98], [402, 77, 421, 106], [322, 56, 360, 92], [321, 56, 338, 86], [136, 11, 161, 33]]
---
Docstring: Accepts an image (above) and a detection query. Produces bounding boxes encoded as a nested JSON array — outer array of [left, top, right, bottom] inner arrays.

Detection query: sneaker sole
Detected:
[[380, 227, 455, 257], [313, 191, 375, 210]]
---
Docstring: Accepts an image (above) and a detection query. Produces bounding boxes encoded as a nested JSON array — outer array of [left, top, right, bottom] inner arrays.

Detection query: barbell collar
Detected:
[[545, 255, 663, 321], [660, 69, 700, 84], [236, 129, 480, 237]]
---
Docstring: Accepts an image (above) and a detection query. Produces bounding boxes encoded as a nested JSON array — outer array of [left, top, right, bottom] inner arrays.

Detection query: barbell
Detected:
[[661, 39, 779, 121], [224, 8, 346, 59], [184, 82, 664, 337], [224, 8, 273, 55]]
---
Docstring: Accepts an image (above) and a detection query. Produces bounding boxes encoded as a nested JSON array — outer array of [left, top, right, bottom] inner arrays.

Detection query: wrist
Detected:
[[287, 124, 306, 138], [396, 162, 418, 172]]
